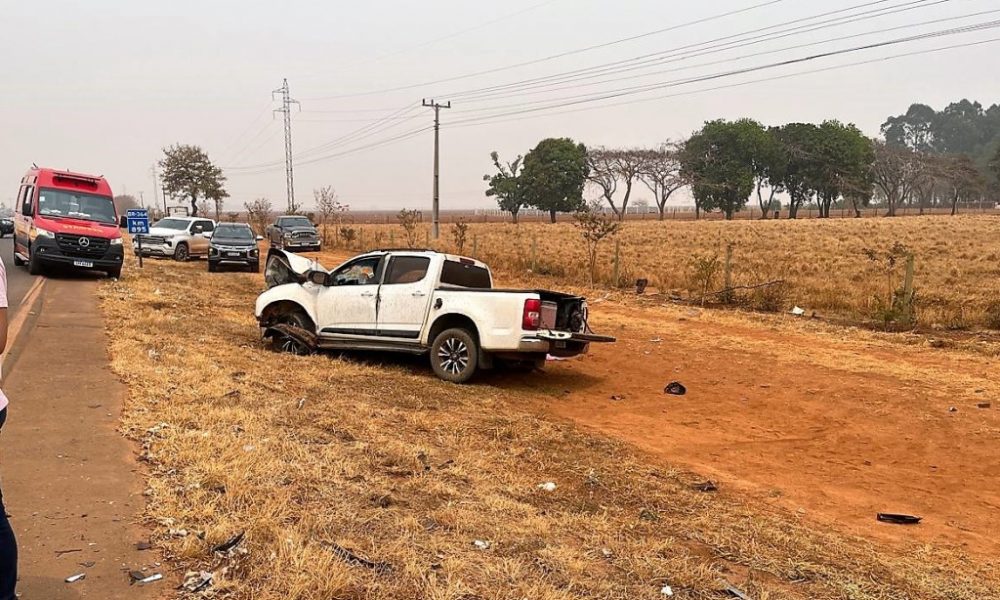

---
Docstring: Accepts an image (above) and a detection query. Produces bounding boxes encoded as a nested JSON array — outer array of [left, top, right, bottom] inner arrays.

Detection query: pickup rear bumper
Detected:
[[517, 331, 616, 357]]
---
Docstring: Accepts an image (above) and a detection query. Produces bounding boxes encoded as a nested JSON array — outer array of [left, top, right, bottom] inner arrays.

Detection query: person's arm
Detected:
[[0, 308, 7, 354]]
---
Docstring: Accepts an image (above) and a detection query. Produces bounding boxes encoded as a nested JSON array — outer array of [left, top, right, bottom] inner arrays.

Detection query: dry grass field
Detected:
[[98, 234, 1000, 599], [326, 214, 1000, 331]]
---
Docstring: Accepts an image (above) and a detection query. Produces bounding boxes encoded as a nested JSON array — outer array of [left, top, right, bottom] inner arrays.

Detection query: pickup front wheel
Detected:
[[430, 328, 478, 384]]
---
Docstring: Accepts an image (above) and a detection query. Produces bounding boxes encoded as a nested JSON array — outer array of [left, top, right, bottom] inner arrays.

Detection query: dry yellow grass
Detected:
[[98, 251, 999, 599], [328, 215, 1000, 329]]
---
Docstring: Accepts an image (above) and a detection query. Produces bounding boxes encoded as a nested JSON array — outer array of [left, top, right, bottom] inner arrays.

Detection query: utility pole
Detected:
[[274, 79, 300, 214], [149, 164, 160, 212], [422, 98, 451, 239]]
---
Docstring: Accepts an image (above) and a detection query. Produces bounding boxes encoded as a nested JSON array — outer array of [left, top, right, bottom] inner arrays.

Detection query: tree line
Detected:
[[486, 102, 998, 222]]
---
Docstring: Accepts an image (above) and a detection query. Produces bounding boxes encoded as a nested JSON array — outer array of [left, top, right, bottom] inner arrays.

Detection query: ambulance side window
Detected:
[[20, 186, 34, 216]]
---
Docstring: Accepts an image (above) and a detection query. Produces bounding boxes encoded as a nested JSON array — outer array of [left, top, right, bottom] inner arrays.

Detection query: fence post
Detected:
[[359, 228, 365, 251], [722, 243, 734, 304], [612, 237, 620, 287], [390, 231, 395, 247], [472, 234, 478, 257], [901, 253, 915, 326], [530, 235, 537, 272], [426, 229, 430, 247]]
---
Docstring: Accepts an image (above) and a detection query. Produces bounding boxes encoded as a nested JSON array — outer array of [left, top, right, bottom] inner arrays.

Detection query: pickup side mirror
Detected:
[[255, 235, 264, 241]]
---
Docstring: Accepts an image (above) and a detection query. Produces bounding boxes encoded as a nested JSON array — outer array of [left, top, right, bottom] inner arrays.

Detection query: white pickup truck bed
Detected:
[[255, 249, 614, 382]]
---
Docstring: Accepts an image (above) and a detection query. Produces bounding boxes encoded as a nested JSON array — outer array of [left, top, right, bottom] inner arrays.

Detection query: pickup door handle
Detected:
[[412, 291, 427, 297], [360, 291, 375, 298]]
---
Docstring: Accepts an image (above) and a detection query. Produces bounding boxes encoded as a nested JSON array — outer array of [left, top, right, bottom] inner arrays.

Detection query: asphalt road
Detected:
[[0, 237, 35, 311]]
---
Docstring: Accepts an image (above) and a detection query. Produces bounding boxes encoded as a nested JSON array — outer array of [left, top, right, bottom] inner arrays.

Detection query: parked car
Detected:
[[255, 249, 615, 383], [265, 215, 321, 251], [134, 216, 216, 261], [0, 218, 14, 238], [208, 223, 262, 272], [13, 167, 124, 278]]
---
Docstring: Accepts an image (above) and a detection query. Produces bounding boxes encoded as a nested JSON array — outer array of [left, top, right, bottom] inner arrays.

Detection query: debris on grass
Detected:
[[610, 394, 625, 401], [137, 573, 163, 585], [330, 542, 393, 574], [977, 402, 991, 409], [472, 540, 492, 550], [724, 581, 751, 599], [664, 382, 687, 396], [877, 513, 922, 525], [790, 306, 806, 316], [211, 531, 245, 554], [537, 482, 557, 492], [54, 548, 82, 556], [135, 541, 152, 551], [694, 480, 718, 493], [182, 570, 214, 592], [660, 583, 674, 596], [65, 573, 86, 584]]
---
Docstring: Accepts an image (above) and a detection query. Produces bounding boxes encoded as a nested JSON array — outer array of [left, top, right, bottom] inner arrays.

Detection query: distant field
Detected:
[[323, 214, 1000, 330]]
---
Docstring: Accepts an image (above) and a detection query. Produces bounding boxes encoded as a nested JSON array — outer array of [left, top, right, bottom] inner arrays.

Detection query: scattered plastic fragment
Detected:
[[790, 306, 806, 316], [182, 570, 214, 592], [537, 482, 557, 492], [546, 354, 571, 361], [473, 540, 491, 550], [330, 542, 393, 574], [664, 382, 687, 396], [212, 531, 245, 554], [694, 480, 718, 493], [138, 573, 163, 585], [661, 584, 674, 596], [65, 573, 86, 583], [877, 513, 922, 525], [135, 541, 152, 551]]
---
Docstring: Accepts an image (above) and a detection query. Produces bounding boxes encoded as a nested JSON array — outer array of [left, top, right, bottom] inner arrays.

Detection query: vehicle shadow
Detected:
[[320, 349, 603, 393]]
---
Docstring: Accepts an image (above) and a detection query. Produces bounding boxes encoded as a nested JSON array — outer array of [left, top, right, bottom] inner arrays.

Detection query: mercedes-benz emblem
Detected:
[[79, 237, 90, 247]]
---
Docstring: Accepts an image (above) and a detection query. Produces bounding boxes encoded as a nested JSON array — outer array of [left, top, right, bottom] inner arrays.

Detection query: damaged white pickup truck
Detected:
[[255, 249, 615, 383]]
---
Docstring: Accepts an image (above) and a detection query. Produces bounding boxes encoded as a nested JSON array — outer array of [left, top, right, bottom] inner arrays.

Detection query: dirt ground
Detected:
[[517, 300, 999, 558]]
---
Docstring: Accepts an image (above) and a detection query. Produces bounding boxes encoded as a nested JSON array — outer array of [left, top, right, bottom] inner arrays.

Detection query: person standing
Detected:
[[0, 254, 15, 600]]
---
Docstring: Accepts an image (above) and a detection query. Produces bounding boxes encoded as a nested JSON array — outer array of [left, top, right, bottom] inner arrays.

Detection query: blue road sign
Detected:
[[126, 208, 150, 235]]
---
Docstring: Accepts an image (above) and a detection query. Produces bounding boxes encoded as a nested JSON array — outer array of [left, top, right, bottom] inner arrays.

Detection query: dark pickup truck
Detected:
[[265, 215, 321, 252]]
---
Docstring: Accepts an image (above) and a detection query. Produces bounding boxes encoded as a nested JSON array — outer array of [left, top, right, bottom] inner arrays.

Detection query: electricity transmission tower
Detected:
[[422, 99, 451, 239], [273, 79, 300, 213]]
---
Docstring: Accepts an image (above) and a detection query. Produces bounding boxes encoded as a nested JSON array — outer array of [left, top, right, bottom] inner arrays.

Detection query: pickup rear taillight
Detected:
[[522, 298, 542, 330]]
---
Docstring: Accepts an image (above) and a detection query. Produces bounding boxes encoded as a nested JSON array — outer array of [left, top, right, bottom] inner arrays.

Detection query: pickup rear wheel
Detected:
[[430, 328, 478, 384]]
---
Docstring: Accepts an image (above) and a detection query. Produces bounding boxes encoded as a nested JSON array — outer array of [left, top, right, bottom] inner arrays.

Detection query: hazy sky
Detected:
[[2, 0, 998, 213]]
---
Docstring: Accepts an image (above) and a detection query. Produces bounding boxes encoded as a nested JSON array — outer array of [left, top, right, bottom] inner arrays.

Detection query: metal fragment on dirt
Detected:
[[182, 570, 214, 592], [724, 582, 750, 599], [65, 573, 86, 583], [877, 513, 922, 525]]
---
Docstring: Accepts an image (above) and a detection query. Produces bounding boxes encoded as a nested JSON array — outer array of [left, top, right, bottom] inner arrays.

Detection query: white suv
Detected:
[[134, 216, 216, 261]]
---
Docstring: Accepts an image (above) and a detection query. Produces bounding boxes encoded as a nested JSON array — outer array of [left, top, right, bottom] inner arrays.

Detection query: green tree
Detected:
[[483, 151, 526, 224], [680, 119, 763, 220], [159, 144, 228, 218], [774, 123, 821, 219], [520, 138, 589, 223], [811, 121, 874, 218], [752, 127, 786, 218]]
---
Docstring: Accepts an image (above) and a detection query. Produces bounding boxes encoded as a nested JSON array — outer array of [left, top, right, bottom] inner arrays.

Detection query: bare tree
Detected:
[[586, 148, 644, 221], [574, 202, 621, 285], [638, 143, 686, 221], [314, 186, 348, 246], [872, 141, 921, 217], [397, 209, 420, 248], [244, 197, 273, 236], [941, 154, 986, 215]]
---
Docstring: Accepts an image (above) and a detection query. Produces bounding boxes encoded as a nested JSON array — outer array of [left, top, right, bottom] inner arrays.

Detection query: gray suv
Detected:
[[266, 215, 321, 251], [208, 223, 262, 272]]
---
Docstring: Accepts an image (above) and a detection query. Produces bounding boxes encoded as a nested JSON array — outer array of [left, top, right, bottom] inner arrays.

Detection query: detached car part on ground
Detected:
[[255, 249, 615, 383]]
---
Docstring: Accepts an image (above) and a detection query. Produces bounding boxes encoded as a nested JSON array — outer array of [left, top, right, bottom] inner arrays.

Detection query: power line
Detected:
[[301, 0, 791, 100], [449, 2, 984, 110], [445, 33, 1000, 130], [441, 0, 949, 104]]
